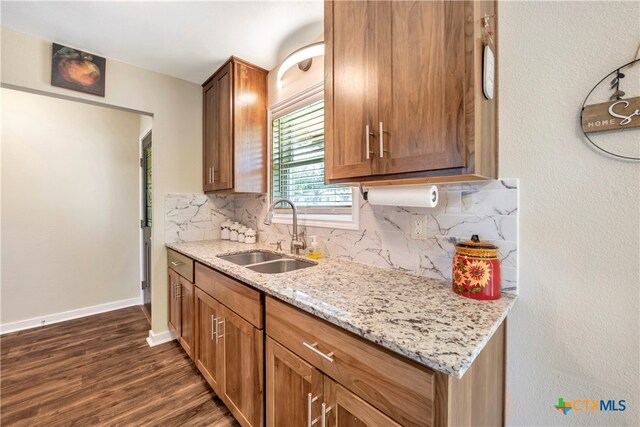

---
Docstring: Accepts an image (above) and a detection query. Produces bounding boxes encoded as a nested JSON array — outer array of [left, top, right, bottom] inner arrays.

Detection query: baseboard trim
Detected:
[[0, 297, 141, 335], [146, 329, 176, 347]]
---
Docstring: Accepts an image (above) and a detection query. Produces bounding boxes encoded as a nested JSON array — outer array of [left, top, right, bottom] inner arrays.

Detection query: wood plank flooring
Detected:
[[1, 306, 239, 426]]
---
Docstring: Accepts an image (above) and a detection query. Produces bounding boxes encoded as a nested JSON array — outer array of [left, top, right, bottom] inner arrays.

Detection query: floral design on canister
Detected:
[[452, 235, 501, 300]]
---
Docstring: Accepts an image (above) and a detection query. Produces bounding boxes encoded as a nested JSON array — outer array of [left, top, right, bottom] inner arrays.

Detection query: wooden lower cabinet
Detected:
[[324, 378, 401, 427], [194, 288, 224, 394], [178, 276, 194, 358], [266, 297, 506, 427], [221, 305, 264, 427], [167, 268, 180, 336], [266, 337, 324, 427], [266, 337, 399, 427], [193, 267, 264, 427]]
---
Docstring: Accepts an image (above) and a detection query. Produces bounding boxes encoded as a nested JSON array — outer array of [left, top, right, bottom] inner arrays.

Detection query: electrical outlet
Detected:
[[411, 214, 427, 240]]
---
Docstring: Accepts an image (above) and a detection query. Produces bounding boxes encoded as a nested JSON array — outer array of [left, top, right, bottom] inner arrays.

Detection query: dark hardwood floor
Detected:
[[0, 306, 239, 426]]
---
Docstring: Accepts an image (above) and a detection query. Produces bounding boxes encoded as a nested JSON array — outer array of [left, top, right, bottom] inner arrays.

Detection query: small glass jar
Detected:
[[229, 222, 240, 241], [245, 229, 256, 244], [221, 219, 232, 240], [238, 226, 247, 243]]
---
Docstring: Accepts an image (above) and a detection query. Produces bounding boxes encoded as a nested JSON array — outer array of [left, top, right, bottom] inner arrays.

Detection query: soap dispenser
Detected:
[[307, 235, 323, 260]]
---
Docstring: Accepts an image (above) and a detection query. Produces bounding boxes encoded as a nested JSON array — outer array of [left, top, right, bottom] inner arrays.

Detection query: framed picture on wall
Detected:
[[51, 43, 106, 97]]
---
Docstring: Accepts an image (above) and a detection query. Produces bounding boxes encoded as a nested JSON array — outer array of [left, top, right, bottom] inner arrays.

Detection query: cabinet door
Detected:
[[379, 1, 466, 175], [167, 268, 180, 336], [266, 337, 324, 427], [220, 306, 264, 427], [203, 62, 233, 191], [325, 0, 382, 180], [194, 288, 223, 394], [178, 277, 194, 359], [324, 378, 402, 427]]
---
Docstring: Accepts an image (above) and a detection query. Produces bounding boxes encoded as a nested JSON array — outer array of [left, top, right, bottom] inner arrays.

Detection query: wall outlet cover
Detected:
[[411, 214, 427, 240]]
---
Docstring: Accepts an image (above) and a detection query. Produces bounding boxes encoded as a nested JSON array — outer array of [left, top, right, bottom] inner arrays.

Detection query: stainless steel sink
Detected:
[[218, 251, 284, 266], [246, 258, 316, 274]]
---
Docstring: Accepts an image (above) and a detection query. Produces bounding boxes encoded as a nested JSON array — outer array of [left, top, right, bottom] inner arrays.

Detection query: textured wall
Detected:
[[499, 1, 639, 425], [0, 27, 202, 334], [164, 179, 519, 293], [1, 89, 140, 324]]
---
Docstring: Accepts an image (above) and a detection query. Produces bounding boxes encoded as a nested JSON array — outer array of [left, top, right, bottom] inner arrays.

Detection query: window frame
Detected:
[[268, 82, 359, 231]]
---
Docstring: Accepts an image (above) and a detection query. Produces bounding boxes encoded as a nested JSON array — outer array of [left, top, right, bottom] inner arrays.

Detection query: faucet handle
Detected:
[[270, 240, 285, 251], [298, 230, 307, 248]]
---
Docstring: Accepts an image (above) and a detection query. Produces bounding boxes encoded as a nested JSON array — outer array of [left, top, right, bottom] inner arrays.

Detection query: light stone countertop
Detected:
[[166, 239, 516, 378]]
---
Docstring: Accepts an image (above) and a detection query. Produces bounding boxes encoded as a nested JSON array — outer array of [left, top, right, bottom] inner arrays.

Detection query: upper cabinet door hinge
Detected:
[[140, 158, 144, 167]]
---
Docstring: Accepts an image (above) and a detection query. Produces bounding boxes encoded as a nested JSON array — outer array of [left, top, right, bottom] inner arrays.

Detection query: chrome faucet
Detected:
[[264, 198, 307, 255]]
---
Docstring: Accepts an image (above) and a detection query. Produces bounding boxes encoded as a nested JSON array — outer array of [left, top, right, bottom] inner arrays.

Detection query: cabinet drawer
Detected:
[[167, 249, 194, 282], [195, 263, 263, 329], [266, 297, 434, 427]]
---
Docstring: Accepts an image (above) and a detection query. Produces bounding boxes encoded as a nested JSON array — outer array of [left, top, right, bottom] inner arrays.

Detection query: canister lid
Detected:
[[456, 234, 497, 250]]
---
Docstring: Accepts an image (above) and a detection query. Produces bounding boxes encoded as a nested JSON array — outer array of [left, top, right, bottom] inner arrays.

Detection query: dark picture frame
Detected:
[[51, 43, 106, 97]]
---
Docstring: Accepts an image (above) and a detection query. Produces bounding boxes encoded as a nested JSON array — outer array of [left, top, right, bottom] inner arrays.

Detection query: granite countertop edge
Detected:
[[166, 240, 516, 378]]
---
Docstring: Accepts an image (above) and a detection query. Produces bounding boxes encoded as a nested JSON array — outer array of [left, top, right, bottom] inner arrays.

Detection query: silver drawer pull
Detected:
[[321, 403, 332, 427], [307, 393, 320, 427], [170, 261, 182, 267], [216, 319, 225, 344], [303, 342, 334, 363], [211, 316, 218, 341]]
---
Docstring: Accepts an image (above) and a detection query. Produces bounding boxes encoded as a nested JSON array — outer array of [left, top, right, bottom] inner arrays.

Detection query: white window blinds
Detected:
[[271, 100, 352, 209]]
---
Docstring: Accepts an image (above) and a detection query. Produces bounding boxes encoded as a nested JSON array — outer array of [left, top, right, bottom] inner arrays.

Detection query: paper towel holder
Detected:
[[359, 183, 369, 201], [359, 182, 439, 205]]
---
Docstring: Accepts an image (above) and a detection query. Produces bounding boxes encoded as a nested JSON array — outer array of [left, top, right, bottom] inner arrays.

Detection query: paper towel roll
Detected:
[[366, 185, 438, 208]]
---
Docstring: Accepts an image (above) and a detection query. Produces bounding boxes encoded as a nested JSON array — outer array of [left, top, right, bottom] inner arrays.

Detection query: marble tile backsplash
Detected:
[[165, 179, 519, 293]]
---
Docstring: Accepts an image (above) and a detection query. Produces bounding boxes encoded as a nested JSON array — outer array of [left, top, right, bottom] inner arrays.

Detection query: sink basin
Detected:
[[218, 251, 284, 266], [246, 259, 316, 274]]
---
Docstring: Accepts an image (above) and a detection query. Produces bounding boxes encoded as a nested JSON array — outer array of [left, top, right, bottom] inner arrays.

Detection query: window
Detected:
[[270, 84, 358, 229]]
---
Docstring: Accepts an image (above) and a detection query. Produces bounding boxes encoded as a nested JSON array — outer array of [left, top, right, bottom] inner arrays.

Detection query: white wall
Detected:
[[500, 2, 639, 425], [1, 89, 141, 324], [0, 27, 202, 334]]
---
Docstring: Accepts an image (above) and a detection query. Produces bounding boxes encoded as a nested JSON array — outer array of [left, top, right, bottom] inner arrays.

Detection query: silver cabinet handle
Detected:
[[208, 167, 212, 184], [321, 403, 333, 427], [216, 318, 225, 344], [379, 121, 385, 158], [175, 283, 181, 298], [170, 261, 182, 267], [303, 342, 335, 363], [211, 316, 218, 341], [212, 165, 215, 183], [365, 124, 371, 160], [307, 393, 320, 427]]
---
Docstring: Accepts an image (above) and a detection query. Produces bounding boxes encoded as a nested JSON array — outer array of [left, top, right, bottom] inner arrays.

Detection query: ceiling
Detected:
[[0, 1, 324, 84]]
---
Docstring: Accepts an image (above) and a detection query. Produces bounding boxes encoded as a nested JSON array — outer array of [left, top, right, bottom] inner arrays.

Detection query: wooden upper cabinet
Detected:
[[325, 0, 378, 179], [202, 57, 268, 193], [325, 0, 498, 185], [203, 63, 233, 192], [380, 1, 466, 175]]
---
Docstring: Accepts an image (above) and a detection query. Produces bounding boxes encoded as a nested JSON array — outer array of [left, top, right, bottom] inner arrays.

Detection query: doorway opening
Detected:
[[141, 131, 152, 322]]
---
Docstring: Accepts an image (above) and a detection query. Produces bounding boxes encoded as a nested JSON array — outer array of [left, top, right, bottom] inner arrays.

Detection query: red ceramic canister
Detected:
[[452, 235, 501, 300]]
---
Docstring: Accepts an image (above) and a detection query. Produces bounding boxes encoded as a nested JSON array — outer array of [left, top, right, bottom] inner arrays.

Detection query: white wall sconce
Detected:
[[277, 41, 324, 88]]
